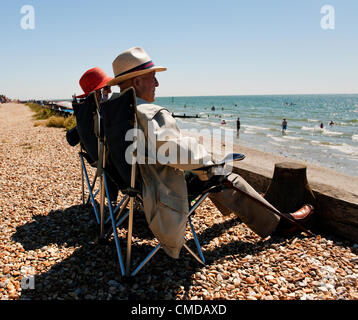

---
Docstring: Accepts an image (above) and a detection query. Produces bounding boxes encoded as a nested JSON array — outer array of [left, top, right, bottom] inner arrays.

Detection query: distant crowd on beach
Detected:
[[0, 94, 10, 103]]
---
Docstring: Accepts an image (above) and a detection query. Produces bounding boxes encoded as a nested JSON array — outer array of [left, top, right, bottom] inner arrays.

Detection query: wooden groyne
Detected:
[[232, 165, 358, 242]]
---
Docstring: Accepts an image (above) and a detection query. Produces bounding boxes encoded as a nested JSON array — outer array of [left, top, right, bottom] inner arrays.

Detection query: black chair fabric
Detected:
[[72, 93, 98, 165], [101, 88, 136, 189], [71, 92, 123, 198]]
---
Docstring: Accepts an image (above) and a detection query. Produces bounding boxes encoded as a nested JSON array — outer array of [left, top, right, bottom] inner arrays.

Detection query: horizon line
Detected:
[[16, 92, 358, 101], [156, 92, 358, 98]]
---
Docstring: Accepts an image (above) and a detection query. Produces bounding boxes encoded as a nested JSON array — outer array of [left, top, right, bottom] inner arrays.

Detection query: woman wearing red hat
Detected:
[[67, 67, 112, 147], [67, 67, 118, 201], [75, 67, 114, 102]]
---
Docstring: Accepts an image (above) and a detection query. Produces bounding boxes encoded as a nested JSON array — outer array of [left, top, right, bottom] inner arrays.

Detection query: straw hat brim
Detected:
[[107, 66, 166, 87]]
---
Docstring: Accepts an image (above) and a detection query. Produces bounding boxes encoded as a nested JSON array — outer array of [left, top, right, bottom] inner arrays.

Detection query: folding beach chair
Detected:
[[70, 93, 124, 242], [70, 92, 134, 276], [100, 87, 246, 277]]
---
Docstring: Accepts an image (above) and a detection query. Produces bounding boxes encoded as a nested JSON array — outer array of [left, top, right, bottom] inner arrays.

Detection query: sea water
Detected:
[[156, 94, 358, 177]]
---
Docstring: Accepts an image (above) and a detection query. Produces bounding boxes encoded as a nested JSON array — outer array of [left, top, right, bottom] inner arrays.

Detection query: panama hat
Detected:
[[76, 67, 113, 98], [107, 47, 167, 86]]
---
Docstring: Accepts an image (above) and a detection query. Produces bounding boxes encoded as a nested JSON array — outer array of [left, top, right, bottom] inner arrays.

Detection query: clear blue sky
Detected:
[[1, 0, 357, 100]]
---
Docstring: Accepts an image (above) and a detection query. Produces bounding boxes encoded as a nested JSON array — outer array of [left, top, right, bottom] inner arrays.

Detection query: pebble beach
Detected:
[[0, 103, 357, 301]]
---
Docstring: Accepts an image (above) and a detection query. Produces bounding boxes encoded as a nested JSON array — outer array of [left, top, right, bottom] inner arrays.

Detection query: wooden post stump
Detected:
[[264, 162, 316, 214]]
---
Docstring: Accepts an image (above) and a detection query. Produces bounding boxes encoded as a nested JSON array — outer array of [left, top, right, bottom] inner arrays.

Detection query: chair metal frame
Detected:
[[128, 184, 225, 276]]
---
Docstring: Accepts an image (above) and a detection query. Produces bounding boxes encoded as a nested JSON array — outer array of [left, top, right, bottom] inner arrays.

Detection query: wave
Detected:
[[352, 134, 358, 142], [267, 141, 282, 147], [243, 124, 271, 131], [327, 143, 358, 156], [267, 135, 286, 143], [196, 119, 215, 126], [283, 135, 303, 141], [289, 125, 305, 129], [322, 130, 344, 137], [301, 126, 344, 136], [319, 141, 336, 146], [301, 126, 322, 132], [244, 129, 259, 135]]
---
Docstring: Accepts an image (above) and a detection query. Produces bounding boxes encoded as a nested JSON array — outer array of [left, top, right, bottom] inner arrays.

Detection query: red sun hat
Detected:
[[76, 67, 114, 98]]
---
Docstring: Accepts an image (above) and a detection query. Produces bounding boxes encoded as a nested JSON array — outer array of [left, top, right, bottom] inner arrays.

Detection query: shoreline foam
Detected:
[[183, 129, 358, 203]]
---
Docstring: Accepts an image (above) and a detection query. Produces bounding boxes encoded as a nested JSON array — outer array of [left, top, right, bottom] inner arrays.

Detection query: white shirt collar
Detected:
[[109, 93, 151, 106], [136, 97, 150, 106]]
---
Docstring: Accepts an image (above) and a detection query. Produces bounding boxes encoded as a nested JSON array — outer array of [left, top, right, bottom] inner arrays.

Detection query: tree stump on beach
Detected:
[[264, 162, 316, 214]]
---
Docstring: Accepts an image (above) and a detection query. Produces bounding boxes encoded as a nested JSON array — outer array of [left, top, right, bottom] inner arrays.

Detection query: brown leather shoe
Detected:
[[275, 204, 314, 235], [289, 204, 314, 220]]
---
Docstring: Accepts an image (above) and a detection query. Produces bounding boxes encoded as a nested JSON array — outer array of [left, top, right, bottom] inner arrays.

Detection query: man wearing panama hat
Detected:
[[107, 47, 166, 103], [107, 47, 283, 259]]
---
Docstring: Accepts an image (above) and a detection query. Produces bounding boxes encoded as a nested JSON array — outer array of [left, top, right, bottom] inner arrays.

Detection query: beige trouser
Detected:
[[209, 173, 280, 238]]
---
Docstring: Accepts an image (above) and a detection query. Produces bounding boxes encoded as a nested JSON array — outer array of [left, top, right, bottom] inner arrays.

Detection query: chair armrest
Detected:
[[191, 153, 245, 181]]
